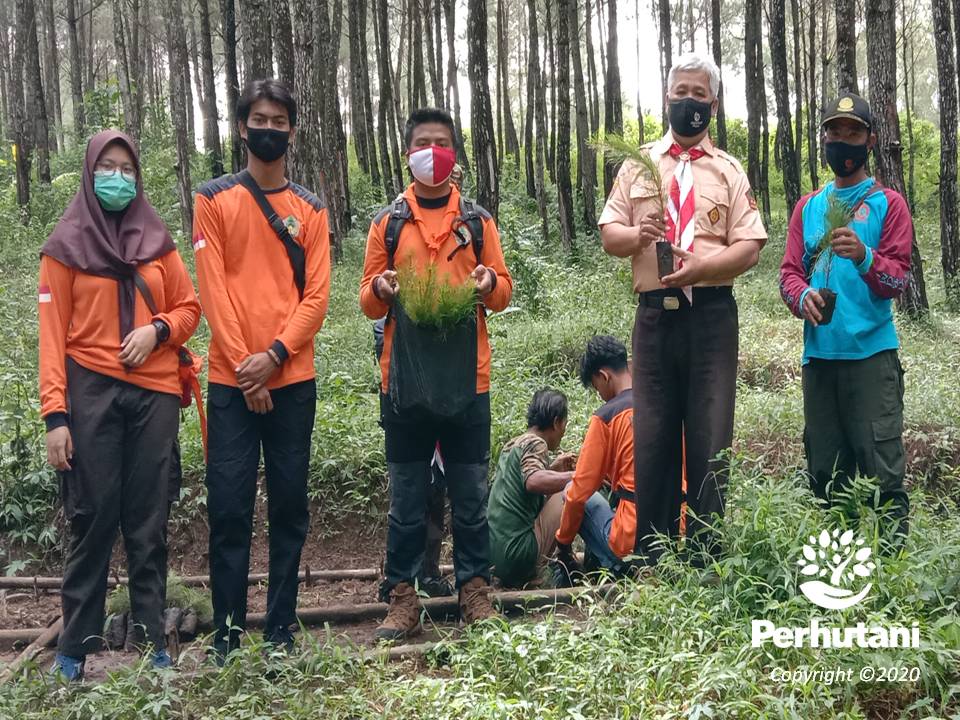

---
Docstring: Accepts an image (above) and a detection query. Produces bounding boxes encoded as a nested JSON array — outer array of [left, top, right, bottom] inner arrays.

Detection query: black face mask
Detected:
[[668, 97, 713, 137], [824, 140, 869, 178], [244, 127, 290, 163]]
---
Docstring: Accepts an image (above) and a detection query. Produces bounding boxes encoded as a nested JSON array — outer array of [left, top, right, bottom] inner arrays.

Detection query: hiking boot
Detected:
[[374, 582, 421, 642], [459, 577, 497, 624], [51, 653, 84, 682], [264, 626, 296, 654]]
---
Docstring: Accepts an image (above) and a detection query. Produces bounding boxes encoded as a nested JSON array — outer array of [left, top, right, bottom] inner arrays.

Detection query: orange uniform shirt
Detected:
[[359, 185, 512, 394], [598, 133, 768, 293], [39, 251, 202, 418], [556, 389, 636, 558], [193, 176, 331, 389]]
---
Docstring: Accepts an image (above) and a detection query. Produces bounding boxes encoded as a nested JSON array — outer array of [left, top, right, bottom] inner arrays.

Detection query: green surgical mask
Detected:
[[93, 170, 137, 211]]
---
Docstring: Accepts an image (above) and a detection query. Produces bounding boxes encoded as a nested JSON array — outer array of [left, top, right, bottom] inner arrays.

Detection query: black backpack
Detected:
[[382, 194, 486, 270]]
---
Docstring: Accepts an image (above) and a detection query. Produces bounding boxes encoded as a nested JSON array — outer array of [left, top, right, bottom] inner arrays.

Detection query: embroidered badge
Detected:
[[838, 96, 855, 111], [708, 206, 721, 225], [192, 232, 206, 251], [746, 189, 758, 210], [38, 285, 52, 303], [284, 215, 301, 238], [855, 205, 870, 221]]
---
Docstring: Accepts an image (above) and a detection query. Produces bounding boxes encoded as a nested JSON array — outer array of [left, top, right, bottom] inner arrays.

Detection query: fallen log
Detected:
[[0, 584, 611, 649], [0, 617, 62, 684]]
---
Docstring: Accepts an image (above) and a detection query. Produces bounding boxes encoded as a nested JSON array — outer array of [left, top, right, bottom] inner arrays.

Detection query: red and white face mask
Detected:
[[407, 145, 457, 187]]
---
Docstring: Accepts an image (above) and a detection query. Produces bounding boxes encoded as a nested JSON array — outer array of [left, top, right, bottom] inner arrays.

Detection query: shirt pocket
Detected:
[[628, 181, 665, 225], [696, 183, 730, 239]]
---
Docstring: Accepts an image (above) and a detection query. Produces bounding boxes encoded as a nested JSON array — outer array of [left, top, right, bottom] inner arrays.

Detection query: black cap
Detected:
[[821, 93, 872, 130]]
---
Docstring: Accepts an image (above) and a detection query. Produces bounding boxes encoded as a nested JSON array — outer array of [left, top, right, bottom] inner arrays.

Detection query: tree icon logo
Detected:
[[798, 528, 876, 610]]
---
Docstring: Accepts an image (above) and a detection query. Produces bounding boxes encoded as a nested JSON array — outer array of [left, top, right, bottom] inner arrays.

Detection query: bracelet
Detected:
[[266, 348, 282, 367]]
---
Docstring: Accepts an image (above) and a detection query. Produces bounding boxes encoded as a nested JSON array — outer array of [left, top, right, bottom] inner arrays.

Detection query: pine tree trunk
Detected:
[[356, 0, 381, 187], [545, 0, 556, 182], [0, 0, 11, 142], [584, 0, 600, 136], [291, 0, 319, 191], [745, 0, 765, 218], [40, 0, 63, 151], [412, 2, 428, 108], [770, 0, 801, 214], [865, 0, 928, 314], [835, 0, 859, 93], [603, 0, 623, 194], [805, 0, 819, 188], [904, 0, 916, 209], [349, 0, 371, 175], [525, 0, 548, 241], [317, 0, 349, 259], [424, 0, 443, 106], [932, 0, 960, 301], [569, 0, 596, 230], [198, 0, 224, 177], [467, 0, 499, 217], [790, 0, 803, 180], [710, 0, 726, 149], [820, 0, 830, 115], [19, 0, 49, 183], [241, 0, 273, 80], [12, 0, 32, 213], [163, 0, 194, 236], [556, 0, 575, 249], [497, 0, 520, 162], [113, 0, 139, 141], [221, 0, 242, 171], [658, 0, 672, 132], [444, 0, 468, 168], [83, 0, 94, 92], [375, 0, 404, 191], [272, 0, 295, 87]]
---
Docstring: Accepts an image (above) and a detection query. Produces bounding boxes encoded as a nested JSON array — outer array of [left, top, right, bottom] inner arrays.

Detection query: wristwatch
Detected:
[[152, 319, 171, 344]]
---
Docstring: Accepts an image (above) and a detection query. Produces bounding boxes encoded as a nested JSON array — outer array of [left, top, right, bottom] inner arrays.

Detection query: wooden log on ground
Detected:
[[0, 617, 62, 684]]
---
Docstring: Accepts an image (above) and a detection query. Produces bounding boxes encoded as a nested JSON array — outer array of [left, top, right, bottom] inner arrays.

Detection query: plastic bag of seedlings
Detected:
[[388, 300, 478, 418]]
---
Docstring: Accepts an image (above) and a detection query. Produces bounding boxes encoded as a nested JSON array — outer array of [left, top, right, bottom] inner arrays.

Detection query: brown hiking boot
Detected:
[[374, 582, 421, 642], [459, 577, 497, 624]]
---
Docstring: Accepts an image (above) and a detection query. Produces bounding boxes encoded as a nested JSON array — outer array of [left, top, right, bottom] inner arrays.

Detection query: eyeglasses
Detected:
[[94, 165, 137, 183]]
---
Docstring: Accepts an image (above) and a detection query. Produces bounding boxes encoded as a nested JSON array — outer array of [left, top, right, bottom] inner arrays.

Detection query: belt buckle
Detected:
[[662, 296, 681, 311]]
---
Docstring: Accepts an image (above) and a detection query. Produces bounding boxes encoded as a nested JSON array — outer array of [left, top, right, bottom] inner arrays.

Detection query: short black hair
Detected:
[[237, 79, 298, 127], [579, 335, 628, 387], [404, 107, 456, 148], [526, 388, 568, 431]]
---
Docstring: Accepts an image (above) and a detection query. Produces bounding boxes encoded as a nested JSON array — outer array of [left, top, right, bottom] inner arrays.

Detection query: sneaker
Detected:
[[459, 577, 497, 624], [264, 626, 296, 654], [51, 653, 84, 682], [373, 582, 421, 642], [151, 649, 173, 669]]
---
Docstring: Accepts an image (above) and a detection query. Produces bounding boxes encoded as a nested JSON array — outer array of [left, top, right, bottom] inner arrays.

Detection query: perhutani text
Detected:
[[751, 619, 921, 649]]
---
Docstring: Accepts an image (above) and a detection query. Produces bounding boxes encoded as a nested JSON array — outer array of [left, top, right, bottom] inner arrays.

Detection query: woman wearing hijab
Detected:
[[38, 131, 201, 680]]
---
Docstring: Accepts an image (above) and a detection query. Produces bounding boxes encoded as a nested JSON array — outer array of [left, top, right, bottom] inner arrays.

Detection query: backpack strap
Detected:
[[447, 197, 486, 264], [236, 170, 306, 299], [384, 195, 412, 271]]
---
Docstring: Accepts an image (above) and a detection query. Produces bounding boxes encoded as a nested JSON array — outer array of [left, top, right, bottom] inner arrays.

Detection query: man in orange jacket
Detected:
[[360, 108, 512, 641], [193, 80, 330, 661]]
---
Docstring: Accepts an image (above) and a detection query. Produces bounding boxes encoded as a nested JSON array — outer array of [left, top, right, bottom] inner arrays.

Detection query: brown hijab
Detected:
[[41, 130, 176, 339]]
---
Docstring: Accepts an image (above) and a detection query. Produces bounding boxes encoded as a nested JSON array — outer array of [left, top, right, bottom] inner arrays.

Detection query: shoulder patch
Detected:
[[196, 173, 241, 200], [289, 182, 326, 212], [593, 390, 633, 424]]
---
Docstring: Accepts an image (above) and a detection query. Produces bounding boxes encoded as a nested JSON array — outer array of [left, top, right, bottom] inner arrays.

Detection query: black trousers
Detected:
[[206, 380, 316, 647], [802, 350, 909, 542], [631, 288, 739, 565], [58, 359, 179, 657], [380, 393, 491, 589]]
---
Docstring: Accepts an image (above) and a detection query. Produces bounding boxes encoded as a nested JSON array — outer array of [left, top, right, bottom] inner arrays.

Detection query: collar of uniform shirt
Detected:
[[652, 131, 718, 159]]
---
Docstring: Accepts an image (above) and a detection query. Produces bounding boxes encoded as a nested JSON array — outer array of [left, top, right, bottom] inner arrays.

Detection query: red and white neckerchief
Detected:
[[664, 142, 706, 304]]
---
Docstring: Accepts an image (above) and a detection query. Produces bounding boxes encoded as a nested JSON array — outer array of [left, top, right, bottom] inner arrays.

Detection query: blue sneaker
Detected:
[[51, 653, 84, 681], [151, 650, 173, 669]]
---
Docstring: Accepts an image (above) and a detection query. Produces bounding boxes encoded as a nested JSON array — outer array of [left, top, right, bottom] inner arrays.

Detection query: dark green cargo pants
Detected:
[[802, 349, 909, 542]]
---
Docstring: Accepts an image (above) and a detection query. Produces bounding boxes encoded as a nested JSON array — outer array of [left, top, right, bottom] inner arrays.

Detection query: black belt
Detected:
[[637, 286, 732, 310], [612, 487, 635, 504]]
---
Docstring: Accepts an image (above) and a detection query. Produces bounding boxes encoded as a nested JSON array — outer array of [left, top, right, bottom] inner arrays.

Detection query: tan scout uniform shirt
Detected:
[[598, 132, 768, 293]]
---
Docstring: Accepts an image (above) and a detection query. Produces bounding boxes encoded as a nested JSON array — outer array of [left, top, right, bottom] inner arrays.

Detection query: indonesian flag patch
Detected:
[[193, 232, 207, 251], [38, 285, 52, 303]]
